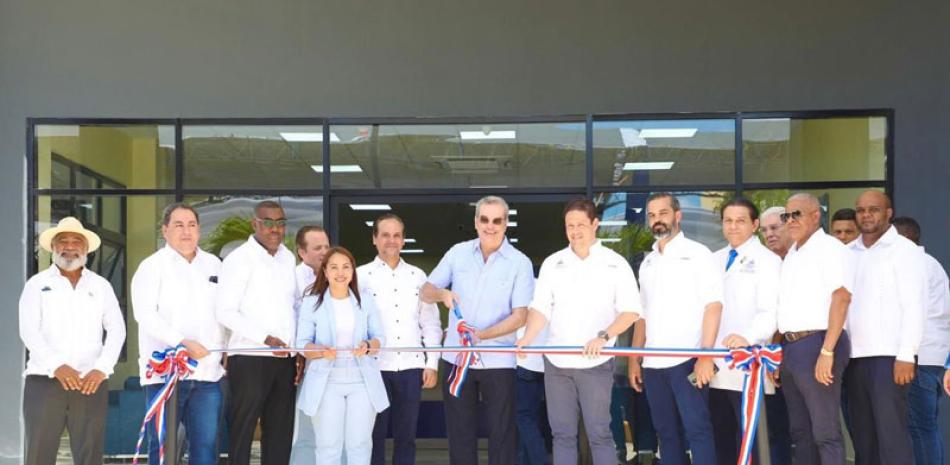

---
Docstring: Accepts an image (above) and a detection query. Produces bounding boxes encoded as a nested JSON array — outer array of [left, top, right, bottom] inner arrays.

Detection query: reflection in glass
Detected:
[[183, 126, 325, 189], [593, 120, 736, 186], [185, 195, 323, 258], [36, 125, 175, 189], [742, 117, 887, 183], [329, 123, 586, 188]]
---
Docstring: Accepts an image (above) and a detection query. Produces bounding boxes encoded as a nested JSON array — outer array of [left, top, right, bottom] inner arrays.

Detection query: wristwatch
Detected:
[[597, 330, 610, 341]]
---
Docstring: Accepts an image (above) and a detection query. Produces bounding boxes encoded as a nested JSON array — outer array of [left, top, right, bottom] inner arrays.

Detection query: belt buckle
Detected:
[[785, 331, 800, 343]]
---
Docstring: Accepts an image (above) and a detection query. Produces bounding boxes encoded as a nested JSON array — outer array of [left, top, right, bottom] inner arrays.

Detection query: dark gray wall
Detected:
[[1, 1, 947, 463]]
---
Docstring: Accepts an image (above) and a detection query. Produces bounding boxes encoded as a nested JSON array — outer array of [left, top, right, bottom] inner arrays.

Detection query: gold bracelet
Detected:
[[819, 348, 834, 357]]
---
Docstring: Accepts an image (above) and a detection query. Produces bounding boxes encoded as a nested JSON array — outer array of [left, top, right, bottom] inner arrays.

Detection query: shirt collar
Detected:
[[791, 227, 826, 254], [733, 236, 759, 255], [472, 237, 513, 259], [652, 230, 685, 255], [246, 234, 289, 258], [46, 264, 89, 281], [372, 255, 405, 270], [162, 244, 200, 264], [850, 225, 899, 251]]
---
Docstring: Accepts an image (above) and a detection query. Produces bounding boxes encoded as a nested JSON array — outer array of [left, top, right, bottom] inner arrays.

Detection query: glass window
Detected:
[[593, 119, 736, 187], [36, 125, 175, 189], [742, 116, 887, 183], [329, 123, 586, 188], [592, 190, 732, 268], [185, 195, 324, 258], [183, 125, 325, 190]]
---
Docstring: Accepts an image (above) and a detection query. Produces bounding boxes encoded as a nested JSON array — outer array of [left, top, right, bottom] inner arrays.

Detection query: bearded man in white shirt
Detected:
[[216, 200, 299, 465], [131, 203, 225, 465], [359, 213, 442, 465], [844, 191, 926, 465], [19, 217, 126, 465]]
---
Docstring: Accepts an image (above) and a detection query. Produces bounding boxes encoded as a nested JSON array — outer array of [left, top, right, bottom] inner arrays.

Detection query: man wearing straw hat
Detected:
[[19, 216, 126, 465], [131, 203, 225, 465]]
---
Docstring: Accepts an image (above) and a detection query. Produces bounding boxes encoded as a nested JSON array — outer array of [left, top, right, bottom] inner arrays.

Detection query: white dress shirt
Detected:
[[639, 232, 723, 369], [918, 247, 950, 366], [295, 262, 316, 307], [19, 266, 126, 378], [777, 229, 854, 333], [710, 237, 781, 392], [131, 245, 225, 384], [531, 241, 641, 369], [357, 257, 442, 371], [216, 236, 298, 356], [847, 226, 927, 362]]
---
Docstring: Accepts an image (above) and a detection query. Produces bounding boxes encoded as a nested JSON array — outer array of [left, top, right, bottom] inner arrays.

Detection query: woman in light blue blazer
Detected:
[[295, 246, 389, 465]]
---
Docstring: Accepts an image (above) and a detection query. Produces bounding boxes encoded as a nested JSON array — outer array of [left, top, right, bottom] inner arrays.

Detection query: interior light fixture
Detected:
[[619, 128, 647, 148], [600, 238, 622, 243], [404, 238, 417, 243], [600, 220, 627, 227], [509, 238, 519, 243], [638, 128, 697, 138], [459, 130, 516, 141], [280, 132, 341, 142], [508, 221, 518, 227], [508, 209, 518, 216], [364, 221, 374, 227], [349, 204, 391, 211], [310, 164, 363, 173], [402, 249, 425, 254], [623, 162, 675, 171]]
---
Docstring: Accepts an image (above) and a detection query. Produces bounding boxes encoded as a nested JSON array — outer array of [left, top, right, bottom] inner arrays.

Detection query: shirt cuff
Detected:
[[896, 348, 916, 364], [92, 359, 115, 378], [425, 353, 441, 370]]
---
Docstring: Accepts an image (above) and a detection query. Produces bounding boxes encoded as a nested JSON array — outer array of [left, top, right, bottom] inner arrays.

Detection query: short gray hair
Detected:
[[474, 195, 509, 217], [761, 206, 786, 221], [787, 193, 821, 210]]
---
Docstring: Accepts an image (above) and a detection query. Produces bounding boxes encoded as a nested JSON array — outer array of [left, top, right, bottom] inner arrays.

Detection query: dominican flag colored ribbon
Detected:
[[445, 305, 481, 397], [131, 344, 198, 465], [725, 344, 783, 465]]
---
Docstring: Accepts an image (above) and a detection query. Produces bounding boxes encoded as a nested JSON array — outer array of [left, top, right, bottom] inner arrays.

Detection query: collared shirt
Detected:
[[216, 236, 297, 356], [918, 247, 950, 367], [639, 232, 723, 369], [777, 228, 854, 333], [295, 262, 317, 308], [710, 237, 781, 392], [131, 245, 225, 384], [19, 266, 126, 378], [847, 226, 927, 362], [530, 241, 641, 369], [358, 256, 442, 371], [428, 237, 535, 369]]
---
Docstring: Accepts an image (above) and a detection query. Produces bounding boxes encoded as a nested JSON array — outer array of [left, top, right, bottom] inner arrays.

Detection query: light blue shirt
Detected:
[[428, 238, 535, 369]]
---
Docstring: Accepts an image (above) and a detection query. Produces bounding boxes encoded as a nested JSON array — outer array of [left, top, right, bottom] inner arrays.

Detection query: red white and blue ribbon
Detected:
[[725, 344, 783, 465], [445, 306, 481, 397], [132, 344, 198, 465]]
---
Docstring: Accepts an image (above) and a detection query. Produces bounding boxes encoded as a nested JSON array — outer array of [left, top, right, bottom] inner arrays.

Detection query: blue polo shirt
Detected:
[[428, 237, 535, 369]]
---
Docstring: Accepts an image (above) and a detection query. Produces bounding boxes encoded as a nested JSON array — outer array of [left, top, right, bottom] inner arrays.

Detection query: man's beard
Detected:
[[53, 251, 87, 271], [651, 220, 677, 239]]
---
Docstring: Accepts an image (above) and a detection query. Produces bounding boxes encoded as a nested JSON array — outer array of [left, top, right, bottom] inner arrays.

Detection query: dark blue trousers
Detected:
[[642, 359, 716, 465], [709, 388, 760, 465], [780, 331, 849, 465], [515, 367, 547, 465], [844, 356, 915, 465], [372, 368, 423, 465], [764, 387, 792, 465], [441, 360, 517, 465]]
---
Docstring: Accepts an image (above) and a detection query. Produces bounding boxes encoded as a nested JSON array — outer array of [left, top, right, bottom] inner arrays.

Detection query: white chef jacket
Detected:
[[19, 266, 126, 378], [777, 229, 854, 333], [357, 256, 442, 371], [131, 245, 225, 384], [295, 262, 316, 307], [216, 236, 297, 356], [918, 247, 950, 367], [530, 241, 641, 369], [847, 226, 926, 362], [710, 237, 781, 392], [639, 232, 723, 369]]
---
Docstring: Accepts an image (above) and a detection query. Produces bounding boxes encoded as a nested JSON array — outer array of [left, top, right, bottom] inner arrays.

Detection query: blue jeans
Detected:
[[144, 380, 223, 465], [516, 367, 547, 465], [908, 365, 945, 465], [642, 359, 716, 465]]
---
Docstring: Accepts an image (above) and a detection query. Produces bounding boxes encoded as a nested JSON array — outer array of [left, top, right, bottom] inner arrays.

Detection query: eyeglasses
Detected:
[[256, 217, 288, 228], [478, 216, 505, 226], [779, 210, 803, 224]]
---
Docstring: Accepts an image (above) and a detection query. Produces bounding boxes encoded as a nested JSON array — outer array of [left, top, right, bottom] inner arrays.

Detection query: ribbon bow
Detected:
[[132, 345, 198, 465], [446, 306, 481, 397], [725, 344, 783, 465]]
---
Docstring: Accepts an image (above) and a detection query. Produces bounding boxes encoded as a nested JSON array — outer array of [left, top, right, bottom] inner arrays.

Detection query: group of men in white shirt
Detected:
[[19, 190, 950, 465]]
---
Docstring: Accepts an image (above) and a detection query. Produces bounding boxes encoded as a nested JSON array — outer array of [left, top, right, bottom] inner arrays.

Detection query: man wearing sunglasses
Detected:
[[421, 195, 535, 465], [844, 191, 926, 465], [216, 200, 299, 465], [775, 193, 854, 465]]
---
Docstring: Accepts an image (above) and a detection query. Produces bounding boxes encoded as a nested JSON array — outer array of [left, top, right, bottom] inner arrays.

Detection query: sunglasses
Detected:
[[779, 210, 803, 224], [256, 217, 288, 228], [478, 216, 506, 226]]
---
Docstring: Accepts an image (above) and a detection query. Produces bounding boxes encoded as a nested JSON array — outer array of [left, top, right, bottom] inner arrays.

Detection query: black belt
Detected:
[[782, 329, 823, 343]]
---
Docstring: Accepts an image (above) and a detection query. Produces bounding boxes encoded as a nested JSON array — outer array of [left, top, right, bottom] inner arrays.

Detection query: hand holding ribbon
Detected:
[[446, 305, 480, 397], [132, 344, 198, 465], [725, 344, 783, 465]]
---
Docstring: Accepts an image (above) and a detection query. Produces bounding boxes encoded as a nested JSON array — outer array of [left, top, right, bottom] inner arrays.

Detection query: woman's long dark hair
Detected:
[[308, 246, 362, 309]]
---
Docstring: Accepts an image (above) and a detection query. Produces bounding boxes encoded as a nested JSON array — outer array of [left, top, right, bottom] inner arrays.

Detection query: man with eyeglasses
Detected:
[[216, 200, 300, 465], [843, 191, 926, 465], [775, 193, 853, 465], [421, 195, 535, 465]]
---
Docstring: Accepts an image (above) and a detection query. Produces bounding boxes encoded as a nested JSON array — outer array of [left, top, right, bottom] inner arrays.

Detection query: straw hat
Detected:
[[38, 217, 101, 253]]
